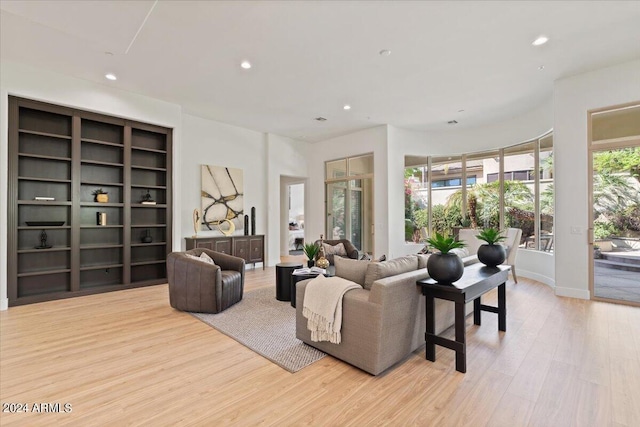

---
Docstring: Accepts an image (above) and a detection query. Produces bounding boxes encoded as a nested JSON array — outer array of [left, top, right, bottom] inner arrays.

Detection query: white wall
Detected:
[[180, 114, 268, 256], [307, 126, 388, 257], [288, 183, 305, 222], [553, 59, 640, 299], [266, 133, 309, 265], [0, 61, 183, 311]]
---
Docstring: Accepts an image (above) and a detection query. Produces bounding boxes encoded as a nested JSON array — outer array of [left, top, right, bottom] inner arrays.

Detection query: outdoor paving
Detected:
[[594, 263, 640, 303]]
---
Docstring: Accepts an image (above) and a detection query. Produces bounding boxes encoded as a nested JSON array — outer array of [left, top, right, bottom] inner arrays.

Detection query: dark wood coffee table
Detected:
[[416, 263, 510, 373]]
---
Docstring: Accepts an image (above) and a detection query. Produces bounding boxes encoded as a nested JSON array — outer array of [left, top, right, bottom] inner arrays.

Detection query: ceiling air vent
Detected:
[[447, 120, 458, 125], [315, 117, 327, 121]]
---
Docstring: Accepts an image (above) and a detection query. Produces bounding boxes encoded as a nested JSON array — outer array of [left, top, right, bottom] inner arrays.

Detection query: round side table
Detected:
[[275, 262, 303, 301]]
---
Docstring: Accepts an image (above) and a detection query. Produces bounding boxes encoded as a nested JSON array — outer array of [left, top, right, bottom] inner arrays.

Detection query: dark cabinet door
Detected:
[[214, 239, 232, 255], [249, 237, 264, 263], [234, 237, 250, 262]]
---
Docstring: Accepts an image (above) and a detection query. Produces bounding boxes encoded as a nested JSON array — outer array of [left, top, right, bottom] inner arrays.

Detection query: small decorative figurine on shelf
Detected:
[[35, 230, 52, 249], [141, 229, 153, 243], [92, 188, 108, 203], [141, 189, 156, 205]]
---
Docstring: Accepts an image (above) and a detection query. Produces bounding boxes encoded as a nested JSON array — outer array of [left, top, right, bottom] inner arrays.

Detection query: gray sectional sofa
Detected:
[[295, 253, 478, 375]]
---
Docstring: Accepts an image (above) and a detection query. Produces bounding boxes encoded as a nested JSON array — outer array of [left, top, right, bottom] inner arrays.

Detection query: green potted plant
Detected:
[[476, 228, 507, 267], [92, 188, 109, 203], [425, 232, 467, 284], [303, 243, 320, 268]]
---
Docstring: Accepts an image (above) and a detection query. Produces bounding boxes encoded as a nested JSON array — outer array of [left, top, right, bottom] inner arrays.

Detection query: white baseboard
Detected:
[[0, 298, 8, 311], [517, 269, 555, 288], [555, 286, 590, 300]]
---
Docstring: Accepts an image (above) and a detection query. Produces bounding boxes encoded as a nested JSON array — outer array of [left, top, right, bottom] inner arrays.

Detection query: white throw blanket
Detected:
[[302, 275, 361, 344]]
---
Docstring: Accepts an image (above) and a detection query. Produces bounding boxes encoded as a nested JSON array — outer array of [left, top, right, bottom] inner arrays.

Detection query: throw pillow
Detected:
[[184, 252, 216, 265], [199, 251, 216, 265], [323, 242, 347, 257], [416, 253, 430, 269], [334, 256, 369, 286], [363, 256, 419, 290]]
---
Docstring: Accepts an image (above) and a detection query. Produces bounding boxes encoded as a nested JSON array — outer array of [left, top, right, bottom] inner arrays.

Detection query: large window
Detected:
[[405, 131, 554, 251]]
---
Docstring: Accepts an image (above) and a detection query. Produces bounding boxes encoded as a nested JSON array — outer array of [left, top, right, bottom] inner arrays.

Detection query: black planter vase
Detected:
[[477, 244, 506, 267], [427, 253, 464, 284], [307, 259, 315, 268]]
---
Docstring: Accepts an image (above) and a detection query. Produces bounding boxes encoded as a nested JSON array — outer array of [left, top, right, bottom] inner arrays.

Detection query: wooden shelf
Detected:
[[19, 128, 71, 140], [131, 260, 165, 267], [18, 200, 72, 205], [81, 138, 124, 147], [81, 159, 124, 167], [131, 184, 166, 189], [9, 96, 172, 306], [18, 247, 71, 254], [131, 165, 167, 172], [131, 242, 167, 247], [132, 146, 167, 154], [131, 203, 167, 208], [80, 244, 124, 250], [79, 264, 124, 272], [19, 176, 71, 183], [18, 153, 71, 162], [80, 202, 124, 207], [18, 226, 71, 230], [18, 268, 71, 278], [81, 180, 124, 187]]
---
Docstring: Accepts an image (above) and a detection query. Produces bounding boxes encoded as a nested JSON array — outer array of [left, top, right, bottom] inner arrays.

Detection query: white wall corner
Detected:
[[516, 269, 555, 289], [554, 286, 590, 300], [0, 298, 8, 311]]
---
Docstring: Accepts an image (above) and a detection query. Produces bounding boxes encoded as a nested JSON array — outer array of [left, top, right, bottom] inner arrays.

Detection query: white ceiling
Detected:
[[1, 1, 639, 142]]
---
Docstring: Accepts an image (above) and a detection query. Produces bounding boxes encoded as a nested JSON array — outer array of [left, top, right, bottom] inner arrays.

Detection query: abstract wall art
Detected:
[[201, 165, 244, 232]]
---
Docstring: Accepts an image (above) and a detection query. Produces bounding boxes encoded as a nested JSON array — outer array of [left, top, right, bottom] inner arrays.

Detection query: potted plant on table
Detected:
[[425, 232, 466, 284], [303, 243, 320, 268], [476, 228, 507, 267], [92, 188, 109, 203]]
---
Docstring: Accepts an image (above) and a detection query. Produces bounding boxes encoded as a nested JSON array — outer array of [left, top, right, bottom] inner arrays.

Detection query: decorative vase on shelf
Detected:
[[92, 189, 108, 203], [142, 229, 153, 243], [476, 228, 507, 267]]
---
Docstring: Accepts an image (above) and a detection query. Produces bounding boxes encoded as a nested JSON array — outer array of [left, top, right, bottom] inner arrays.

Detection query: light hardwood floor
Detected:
[[1, 263, 639, 426]]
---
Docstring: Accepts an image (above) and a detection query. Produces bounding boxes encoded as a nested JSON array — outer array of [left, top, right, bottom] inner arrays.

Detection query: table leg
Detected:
[[455, 301, 466, 373], [498, 283, 506, 332], [426, 295, 435, 361], [473, 296, 481, 325]]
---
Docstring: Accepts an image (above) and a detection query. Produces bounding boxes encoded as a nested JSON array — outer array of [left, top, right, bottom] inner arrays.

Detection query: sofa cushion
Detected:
[[450, 247, 469, 258], [363, 256, 419, 290], [334, 256, 370, 286], [416, 253, 430, 269], [184, 252, 216, 265]]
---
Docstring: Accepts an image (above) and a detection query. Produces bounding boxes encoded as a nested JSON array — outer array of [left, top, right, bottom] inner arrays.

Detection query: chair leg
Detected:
[[511, 265, 518, 283]]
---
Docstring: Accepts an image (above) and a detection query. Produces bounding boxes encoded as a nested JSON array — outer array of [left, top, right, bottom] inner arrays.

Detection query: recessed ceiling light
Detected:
[[447, 120, 458, 125], [105, 73, 117, 81], [343, 104, 351, 110], [538, 65, 545, 71], [532, 35, 549, 46], [457, 109, 465, 113], [315, 117, 327, 121], [240, 61, 252, 69], [379, 49, 391, 56]]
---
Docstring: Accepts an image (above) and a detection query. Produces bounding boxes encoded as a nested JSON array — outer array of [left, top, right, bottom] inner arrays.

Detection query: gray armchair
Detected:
[[314, 239, 359, 265], [167, 248, 245, 313]]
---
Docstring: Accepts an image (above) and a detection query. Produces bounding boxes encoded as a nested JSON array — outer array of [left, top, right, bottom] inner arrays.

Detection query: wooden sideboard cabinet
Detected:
[[185, 235, 265, 269]]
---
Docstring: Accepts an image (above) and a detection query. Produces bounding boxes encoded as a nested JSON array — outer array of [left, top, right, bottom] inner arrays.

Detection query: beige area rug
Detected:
[[191, 287, 326, 373]]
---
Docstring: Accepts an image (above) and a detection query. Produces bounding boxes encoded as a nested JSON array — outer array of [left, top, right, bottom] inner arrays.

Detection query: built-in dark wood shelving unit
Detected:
[[8, 96, 173, 306]]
